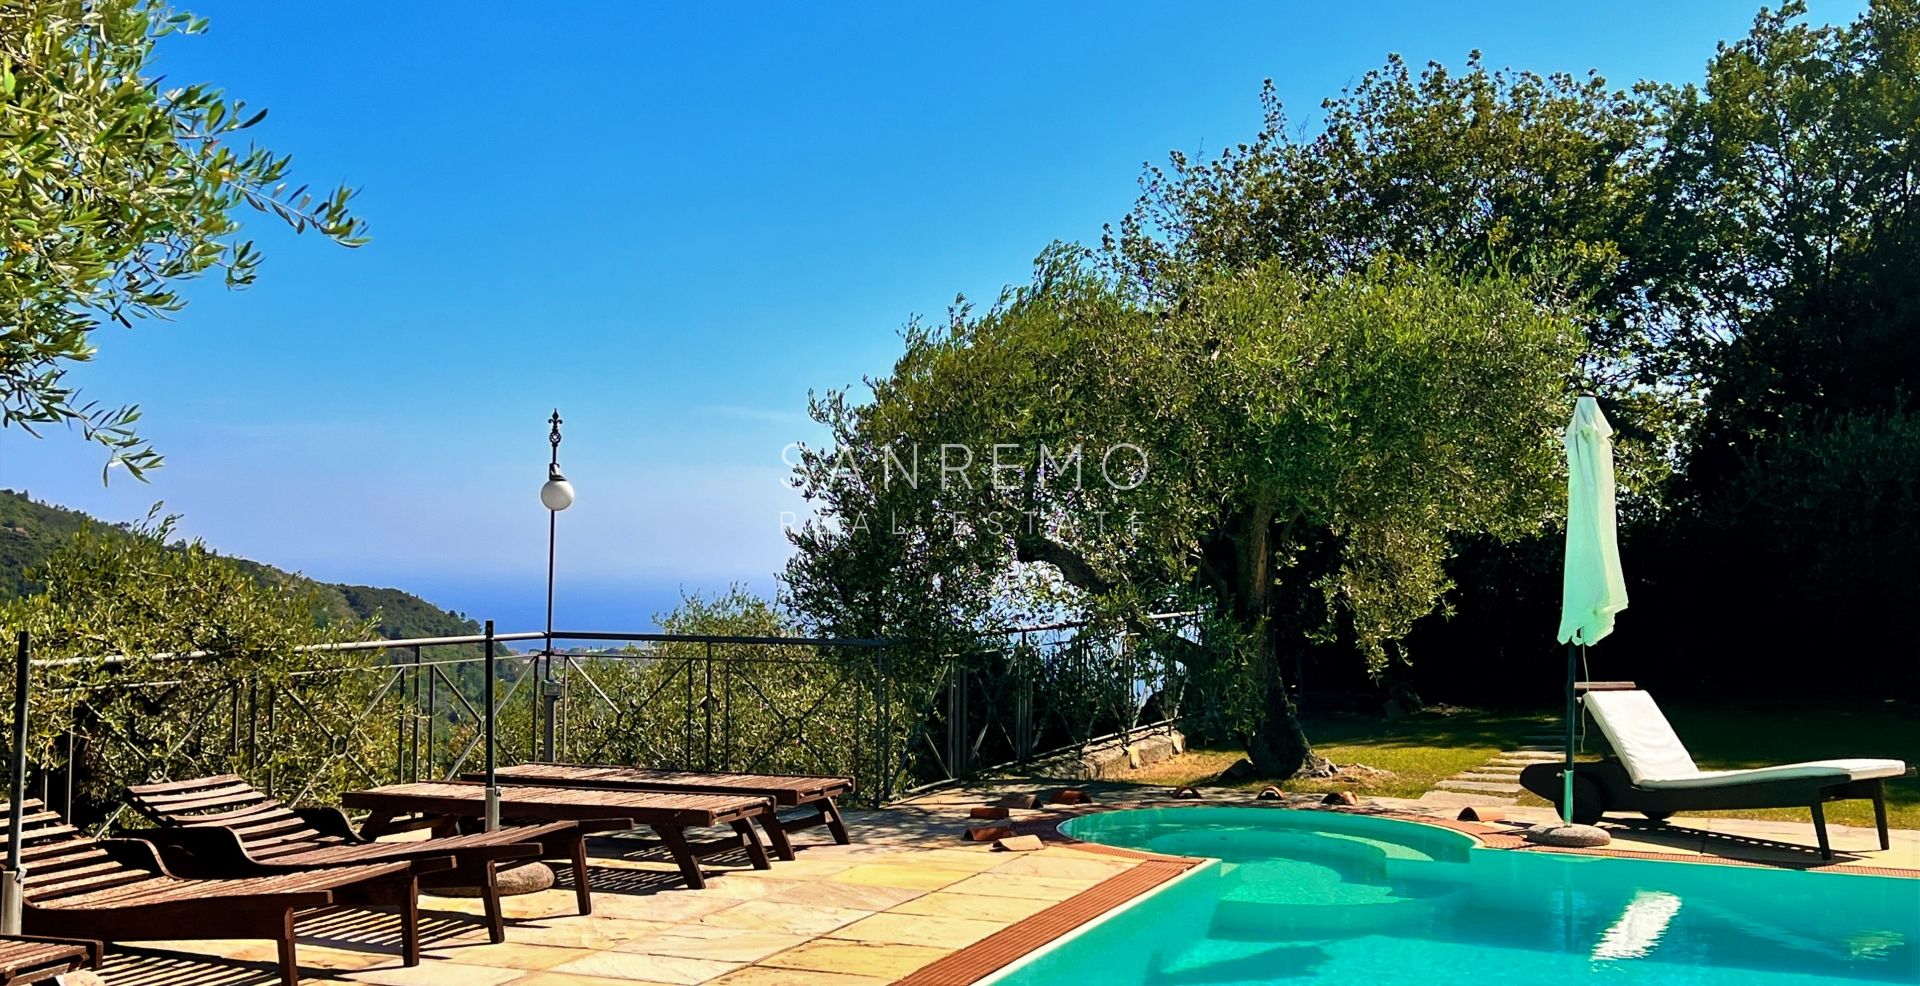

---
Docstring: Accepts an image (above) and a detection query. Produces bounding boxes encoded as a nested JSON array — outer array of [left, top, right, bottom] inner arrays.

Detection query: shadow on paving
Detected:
[[99, 907, 487, 985]]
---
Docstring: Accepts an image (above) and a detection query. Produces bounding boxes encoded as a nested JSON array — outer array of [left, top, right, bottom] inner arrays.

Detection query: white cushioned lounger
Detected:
[[1583, 689, 1908, 790]]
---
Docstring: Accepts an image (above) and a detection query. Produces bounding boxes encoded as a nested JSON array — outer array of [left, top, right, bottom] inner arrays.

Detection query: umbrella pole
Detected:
[[483, 620, 500, 832], [2, 631, 31, 934], [1562, 641, 1577, 824]]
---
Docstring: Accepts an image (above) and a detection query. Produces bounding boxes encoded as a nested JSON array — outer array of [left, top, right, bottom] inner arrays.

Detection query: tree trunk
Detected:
[[1241, 629, 1336, 778], [1230, 503, 1335, 779]]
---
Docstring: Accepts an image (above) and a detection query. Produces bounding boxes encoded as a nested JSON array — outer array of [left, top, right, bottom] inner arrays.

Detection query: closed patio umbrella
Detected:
[[1555, 395, 1628, 825]]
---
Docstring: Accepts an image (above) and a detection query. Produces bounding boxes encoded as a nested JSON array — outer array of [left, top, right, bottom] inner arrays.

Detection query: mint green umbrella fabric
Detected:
[[1557, 396, 1628, 645]]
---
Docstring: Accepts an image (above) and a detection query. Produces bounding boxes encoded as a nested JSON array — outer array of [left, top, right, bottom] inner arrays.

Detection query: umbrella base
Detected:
[[1525, 823, 1612, 848]]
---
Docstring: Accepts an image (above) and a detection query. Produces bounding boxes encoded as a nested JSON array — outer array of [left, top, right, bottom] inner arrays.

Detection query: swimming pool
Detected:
[[987, 807, 1919, 985]]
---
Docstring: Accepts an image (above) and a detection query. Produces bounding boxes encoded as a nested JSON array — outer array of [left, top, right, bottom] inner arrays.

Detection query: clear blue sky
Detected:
[[0, 1, 1864, 631]]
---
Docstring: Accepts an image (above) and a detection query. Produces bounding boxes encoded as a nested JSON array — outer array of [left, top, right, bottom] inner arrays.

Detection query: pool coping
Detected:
[[1033, 799, 1920, 877], [902, 797, 1920, 985], [892, 837, 1209, 986]]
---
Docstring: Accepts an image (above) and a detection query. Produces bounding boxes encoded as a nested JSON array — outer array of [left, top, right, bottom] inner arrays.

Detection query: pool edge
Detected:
[[892, 836, 1211, 986], [895, 801, 1920, 986]]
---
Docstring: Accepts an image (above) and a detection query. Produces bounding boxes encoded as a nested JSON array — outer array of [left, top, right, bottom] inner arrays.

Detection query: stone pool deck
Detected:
[[88, 780, 1919, 985]]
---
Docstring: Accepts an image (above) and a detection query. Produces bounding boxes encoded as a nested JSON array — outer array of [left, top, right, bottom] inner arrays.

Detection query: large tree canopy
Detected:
[[788, 0, 1920, 774], [1, 0, 365, 479], [786, 256, 1581, 775]]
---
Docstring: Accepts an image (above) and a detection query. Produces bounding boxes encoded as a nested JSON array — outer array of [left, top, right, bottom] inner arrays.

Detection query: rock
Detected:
[[1255, 786, 1283, 800], [992, 834, 1045, 852], [432, 862, 555, 898], [967, 823, 1015, 842], [995, 793, 1041, 810], [1457, 806, 1506, 822], [1322, 791, 1360, 806], [1525, 823, 1612, 848], [53, 973, 106, 986], [1171, 785, 1203, 800], [1171, 733, 1187, 754], [1125, 745, 1142, 769], [1219, 758, 1257, 781], [969, 806, 1011, 820], [1052, 788, 1091, 805]]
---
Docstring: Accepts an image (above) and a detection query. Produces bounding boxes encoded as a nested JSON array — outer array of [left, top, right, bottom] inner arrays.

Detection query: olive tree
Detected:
[[0, 514, 382, 823], [785, 254, 1580, 777], [1, 0, 366, 478]]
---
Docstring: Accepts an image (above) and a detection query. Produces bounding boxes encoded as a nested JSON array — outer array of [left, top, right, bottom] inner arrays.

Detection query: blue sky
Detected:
[[0, 1, 1864, 631]]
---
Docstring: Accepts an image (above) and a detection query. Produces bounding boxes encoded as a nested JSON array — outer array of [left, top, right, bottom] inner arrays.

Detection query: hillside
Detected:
[[0, 489, 485, 643]]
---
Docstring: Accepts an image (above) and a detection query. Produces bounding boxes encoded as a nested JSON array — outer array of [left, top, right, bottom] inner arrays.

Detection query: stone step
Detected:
[[1494, 751, 1562, 762], [1454, 772, 1527, 783], [1416, 790, 1517, 807], [1434, 779, 1524, 794], [1514, 745, 1565, 753], [1472, 764, 1526, 775]]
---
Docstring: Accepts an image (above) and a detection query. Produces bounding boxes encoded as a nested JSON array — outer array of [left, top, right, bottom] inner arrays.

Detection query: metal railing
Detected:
[[8, 613, 1201, 830]]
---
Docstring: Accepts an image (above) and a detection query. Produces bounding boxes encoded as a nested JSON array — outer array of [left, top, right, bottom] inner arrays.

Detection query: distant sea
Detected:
[[387, 575, 781, 647]]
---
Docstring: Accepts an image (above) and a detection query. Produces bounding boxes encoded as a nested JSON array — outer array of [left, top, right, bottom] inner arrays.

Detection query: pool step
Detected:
[[1210, 876, 1440, 940]]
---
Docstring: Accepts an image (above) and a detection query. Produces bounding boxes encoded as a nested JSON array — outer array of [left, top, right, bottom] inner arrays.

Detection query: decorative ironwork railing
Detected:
[[6, 613, 1201, 830]]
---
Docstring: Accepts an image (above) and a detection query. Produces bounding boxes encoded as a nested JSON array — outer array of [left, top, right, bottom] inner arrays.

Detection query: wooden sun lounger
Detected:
[[2, 799, 448, 986], [123, 775, 622, 943], [473, 762, 854, 860], [342, 781, 773, 889], [0, 934, 101, 985]]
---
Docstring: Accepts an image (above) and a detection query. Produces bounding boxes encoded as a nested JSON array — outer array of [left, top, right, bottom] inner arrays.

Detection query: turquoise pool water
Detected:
[[990, 808, 1920, 985]]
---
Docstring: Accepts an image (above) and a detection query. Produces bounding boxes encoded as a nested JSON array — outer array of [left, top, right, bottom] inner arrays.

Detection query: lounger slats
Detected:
[[129, 776, 580, 868], [0, 938, 94, 979], [3, 797, 433, 986]]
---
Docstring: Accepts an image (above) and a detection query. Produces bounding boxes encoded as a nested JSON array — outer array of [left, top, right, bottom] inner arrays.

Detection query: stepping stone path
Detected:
[[1417, 731, 1566, 806]]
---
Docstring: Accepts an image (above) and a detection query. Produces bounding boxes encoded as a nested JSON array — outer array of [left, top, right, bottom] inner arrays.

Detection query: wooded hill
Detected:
[[0, 488, 484, 644]]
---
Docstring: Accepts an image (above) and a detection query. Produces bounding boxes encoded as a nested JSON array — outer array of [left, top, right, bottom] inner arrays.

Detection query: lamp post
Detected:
[[539, 410, 574, 762]]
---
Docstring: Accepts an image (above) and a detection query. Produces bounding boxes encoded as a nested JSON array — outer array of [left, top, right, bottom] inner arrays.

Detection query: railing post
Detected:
[[408, 645, 421, 781], [682, 653, 694, 770], [876, 646, 890, 806], [484, 620, 500, 832], [851, 646, 864, 798], [424, 653, 437, 779], [945, 655, 969, 780], [246, 680, 259, 776], [264, 686, 277, 797], [541, 649, 559, 763], [702, 642, 714, 772], [4, 630, 31, 936], [1014, 631, 1033, 762]]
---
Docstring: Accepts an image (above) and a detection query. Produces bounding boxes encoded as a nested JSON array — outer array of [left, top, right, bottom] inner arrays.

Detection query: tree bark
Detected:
[[1232, 505, 1333, 779]]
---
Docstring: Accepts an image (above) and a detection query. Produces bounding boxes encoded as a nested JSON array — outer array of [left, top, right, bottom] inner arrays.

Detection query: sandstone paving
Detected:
[[84, 775, 1920, 986]]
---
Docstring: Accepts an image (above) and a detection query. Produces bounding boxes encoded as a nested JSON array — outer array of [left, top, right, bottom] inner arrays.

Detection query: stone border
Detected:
[[1034, 798, 1920, 876], [892, 855, 1203, 985]]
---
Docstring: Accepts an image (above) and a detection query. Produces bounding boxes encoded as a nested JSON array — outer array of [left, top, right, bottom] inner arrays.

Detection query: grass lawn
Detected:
[[1126, 702, 1920, 829]]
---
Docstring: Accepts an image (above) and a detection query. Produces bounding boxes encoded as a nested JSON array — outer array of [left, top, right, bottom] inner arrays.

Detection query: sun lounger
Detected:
[[123, 774, 620, 942], [341, 781, 773, 888], [2, 799, 447, 986], [0, 934, 101, 985], [1518, 687, 1912, 858], [472, 762, 854, 860]]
